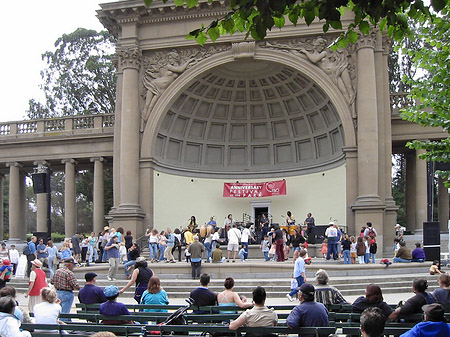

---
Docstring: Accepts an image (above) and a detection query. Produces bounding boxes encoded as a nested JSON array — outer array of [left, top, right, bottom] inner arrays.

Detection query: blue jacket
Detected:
[[400, 321, 450, 337]]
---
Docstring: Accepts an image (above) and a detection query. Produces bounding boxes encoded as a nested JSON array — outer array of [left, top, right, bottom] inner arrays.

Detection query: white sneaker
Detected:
[[112, 278, 117, 281], [286, 294, 294, 302], [107, 276, 112, 281]]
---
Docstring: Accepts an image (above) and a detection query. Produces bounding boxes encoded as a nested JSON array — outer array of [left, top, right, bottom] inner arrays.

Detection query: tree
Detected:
[[144, 0, 447, 47], [400, 4, 450, 185], [26, 28, 116, 118]]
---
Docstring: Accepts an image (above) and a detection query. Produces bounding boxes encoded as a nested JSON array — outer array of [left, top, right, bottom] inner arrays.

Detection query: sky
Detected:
[[0, 1, 118, 123]]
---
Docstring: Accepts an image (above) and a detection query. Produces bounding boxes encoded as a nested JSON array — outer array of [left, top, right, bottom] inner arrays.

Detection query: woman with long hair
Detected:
[[119, 257, 153, 303], [140, 276, 169, 312], [145, 228, 159, 262], [352, 284, 393, 318]]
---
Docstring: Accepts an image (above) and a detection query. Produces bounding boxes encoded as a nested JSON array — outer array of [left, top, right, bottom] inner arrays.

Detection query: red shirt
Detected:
[[29, 268, 47, 296]]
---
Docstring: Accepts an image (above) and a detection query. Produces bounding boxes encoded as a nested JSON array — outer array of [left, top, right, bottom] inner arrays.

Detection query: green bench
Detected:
[[342, 326, 411, 337]]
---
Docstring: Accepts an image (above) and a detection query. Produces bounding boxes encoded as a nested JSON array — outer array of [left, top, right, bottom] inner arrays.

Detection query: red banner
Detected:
[[223, 180, 286, 198]]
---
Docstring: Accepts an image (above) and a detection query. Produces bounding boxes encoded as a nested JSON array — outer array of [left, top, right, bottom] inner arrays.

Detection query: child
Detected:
[[300, 244, 312, 264], [238, 245, 246, 262], [430, 260, 443, 275], [119, 243, 127, 264], [260, 235, 270, 261], [0, 259, 12, 289], [8, 245, 19, 275], [350, 236, 357, 264], [185, 245, 191, 263], [364, 236, 370, 264], [369, 238, 377, 263], [341, 234, 351, 264], [320, 238, 328, 258], [393, 238, 400, 257]]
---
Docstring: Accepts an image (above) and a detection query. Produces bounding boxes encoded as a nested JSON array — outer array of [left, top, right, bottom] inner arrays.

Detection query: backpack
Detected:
[[368, 228, 376, 238], [23, 243, 31, 256], [370, 242, 377, 254]]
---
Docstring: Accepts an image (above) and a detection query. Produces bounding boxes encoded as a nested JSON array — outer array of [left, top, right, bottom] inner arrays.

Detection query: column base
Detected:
[[108, 204, 146, 242], [352, 203, 386, 256], [383, 206, 399, 257], [353, 194, 383, 206]]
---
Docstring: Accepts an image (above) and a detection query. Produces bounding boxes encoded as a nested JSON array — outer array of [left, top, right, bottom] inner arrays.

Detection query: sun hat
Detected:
[[31, 259, 43, 268], [104, 285, 119, 298]]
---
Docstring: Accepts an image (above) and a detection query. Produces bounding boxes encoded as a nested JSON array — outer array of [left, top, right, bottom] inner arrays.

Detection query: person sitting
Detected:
[[360, 307, 386, 337], [0, 259, 12, 290], [0, 296, 32, 337], [389, 279, 436, 321], [217, 277, 252, 313], [229, 286, 278, 336], [0, 286, 32, 324], [33, 287, 66, 333], [313, 269, 348, 305], [211, 244, 226, 263], [352, 284, 393, 318], [78, 272, 107, 305], [189, 273, 217, 314], [393, 241, 412, 263], [286, 283, 329, 337], [430, 260, 444, 275], [399, 303, 450, 337], [432, 274, 450, 310], [99, 285, 133, 325], [411, 243, 426, 262], [140, 276, 169, 312]]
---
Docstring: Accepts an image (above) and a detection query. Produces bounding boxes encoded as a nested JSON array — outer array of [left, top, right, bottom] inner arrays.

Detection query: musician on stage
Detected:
[[304, 213, 316, 244], [188, 216, 198, 233], [224, 214, 235, 230], [260, 214, 270, 237]]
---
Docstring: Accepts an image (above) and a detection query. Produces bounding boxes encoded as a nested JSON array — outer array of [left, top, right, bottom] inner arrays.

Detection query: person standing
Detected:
[[119, 257, 153, 303], [78, 272, 107, 304], [36, 239, 48, 267], [274, 224, 285, 262], [241, 224, 254, 260], [304, 213, 315, 244], [287, 250, 307, 302], [325, 223, 338, 260], [104, 235, 120, 281], [50, 258, 80, 320], [286, 283, 329, 337], [189, 273, 217, 314], [87, 232, 98, 265], [8, 245, 19, 276], [188, 236, 205, 279], [25, 236, 38, 277], [45, 241, 58, 278], [24, 259, 47, 313], [71, 233, 81, 263], [226, 224, 241, 262]]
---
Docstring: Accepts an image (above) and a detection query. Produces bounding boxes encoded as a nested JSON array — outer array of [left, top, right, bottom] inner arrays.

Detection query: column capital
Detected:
[[355, 29, 378, 51], [118, 47, 141, 70], [61, 159, 78, 165], [33, 160, 50, 167], [6, 162, 22, 169], [90, 157, 106, 163], [382, 35, 392, 56]]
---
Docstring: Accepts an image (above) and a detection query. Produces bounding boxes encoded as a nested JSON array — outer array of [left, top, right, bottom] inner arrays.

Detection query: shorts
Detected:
[[227, 243, 239, 252], [350, 252, 357, 258]]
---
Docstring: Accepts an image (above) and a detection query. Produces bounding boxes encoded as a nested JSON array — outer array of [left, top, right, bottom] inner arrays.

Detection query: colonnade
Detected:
[[3, 157, 107, 241]]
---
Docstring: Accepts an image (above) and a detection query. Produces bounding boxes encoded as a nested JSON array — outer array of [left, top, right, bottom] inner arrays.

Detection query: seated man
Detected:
[[100, 286, 133, 325], [314, 269, 348, 305], [211, 244, 226, 263], [411, 243, 426, 262], [78, 272, 107, 305], [189, 273, 217, 314], [286, 283, 329, 337], [360, 307, 386, 337], [389, 279, 436, 321], [393, 241, 412, 263], [229, 286, 278, 336], [399, 303, 450, 337]]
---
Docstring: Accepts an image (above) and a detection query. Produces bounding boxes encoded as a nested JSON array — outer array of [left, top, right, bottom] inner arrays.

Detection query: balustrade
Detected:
[[0, 113, 115, 137]]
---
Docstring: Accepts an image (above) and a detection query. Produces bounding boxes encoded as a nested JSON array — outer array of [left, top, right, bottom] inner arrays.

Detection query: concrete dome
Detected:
[[153, 60, 344, 177]]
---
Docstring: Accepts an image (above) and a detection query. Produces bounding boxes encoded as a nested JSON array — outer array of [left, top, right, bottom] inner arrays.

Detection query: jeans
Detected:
[[158, 244, 166, 261], [57, 290, 74, 321], [47, 256, 56, 278], [102, 250, 107, 262], [263, 251, 269, 261], [343, 250, 351, 264], [370, 253, 376, 264], [108, 257, 119, 279], [204, 242, 212, 261], [242, 242, 249, 259], [124, 260, 136, 277], [212, 257, 226, 263], [289, 275, 304, 297], [148, 243, 158, 260], [191, 261, 201, 278], [364, 253, 370, 264], [393, 257, 412, 263], [88, 245, 98, 263], [327, 238, 337, 260], [238, 250, 245, 261]]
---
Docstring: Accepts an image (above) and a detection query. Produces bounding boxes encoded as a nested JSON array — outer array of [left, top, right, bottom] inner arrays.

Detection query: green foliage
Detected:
[[401, 4, 450, 185], [143, 0, 446, 46], [26, 28, 116, 119]]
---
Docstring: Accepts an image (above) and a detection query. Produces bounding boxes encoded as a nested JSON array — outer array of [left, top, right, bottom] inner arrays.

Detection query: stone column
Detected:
[[415, 149, 427, 230], [91, 157, 105, 235], [62, 159, 77, 237], [33, 161, 50, 233], [438, 177, 449, 232], [0, 175, 3, 241], [343, 147, 358, 235], [352, 31, 384, 233], [7, 162, 26, 240], [113, 63, 123, 209], [405, 153, 417, 230]]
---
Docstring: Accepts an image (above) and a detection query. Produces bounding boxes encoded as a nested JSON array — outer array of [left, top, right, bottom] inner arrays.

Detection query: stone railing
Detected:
[[390, 92, 414, 114], [0, 114, 115, 137]]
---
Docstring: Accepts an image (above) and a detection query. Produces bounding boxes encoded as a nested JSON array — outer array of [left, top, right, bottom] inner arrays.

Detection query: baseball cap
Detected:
[[104, 285, 119, 298], [2, 259, 11, 266], [299, 283, 315, 297], [64, 258, 76, 264], [85, 272, 97, 282], [422, 303, 445, 322]]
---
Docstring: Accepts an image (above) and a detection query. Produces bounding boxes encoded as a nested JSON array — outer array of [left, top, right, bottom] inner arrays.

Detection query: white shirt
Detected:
[[8, 249, 19, 264], [325, 227, 337, 238], [228, 228, 241, 245], [212, 232, 220, 241], [33, 302, 61, 325], [241, 228, 250, 243], [0, 313, 31, 337]]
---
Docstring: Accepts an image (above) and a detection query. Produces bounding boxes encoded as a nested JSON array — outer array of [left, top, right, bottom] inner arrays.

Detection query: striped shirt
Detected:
[[314, 284, 347, 305]]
